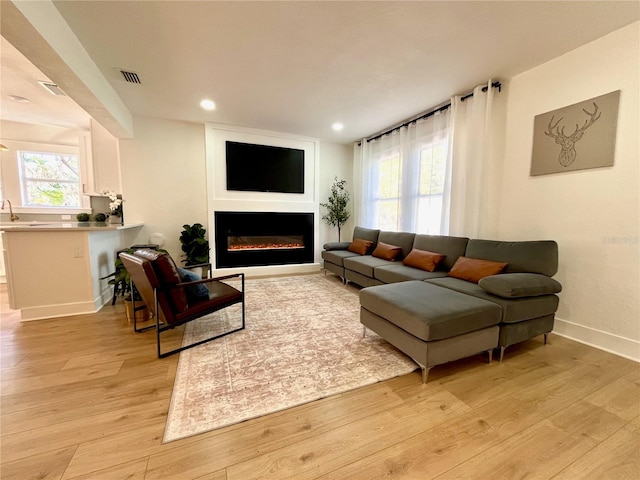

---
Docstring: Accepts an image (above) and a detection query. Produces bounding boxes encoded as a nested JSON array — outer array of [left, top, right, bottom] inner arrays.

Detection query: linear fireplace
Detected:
[[214, 211, 314, 268]]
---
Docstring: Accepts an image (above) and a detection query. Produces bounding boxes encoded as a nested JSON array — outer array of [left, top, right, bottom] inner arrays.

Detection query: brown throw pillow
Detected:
[[372, 242, 403, 261], [347, 238, 373, 255], [448, 256, 508, 283], [402, 249, 446, 272]]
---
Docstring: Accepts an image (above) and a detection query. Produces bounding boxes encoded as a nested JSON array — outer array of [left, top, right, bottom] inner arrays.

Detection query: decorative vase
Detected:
[[109, 214, 122, 225]]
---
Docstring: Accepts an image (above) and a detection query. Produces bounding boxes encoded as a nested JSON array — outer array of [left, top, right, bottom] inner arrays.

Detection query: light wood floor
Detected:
[[1, 282, 639, 480]]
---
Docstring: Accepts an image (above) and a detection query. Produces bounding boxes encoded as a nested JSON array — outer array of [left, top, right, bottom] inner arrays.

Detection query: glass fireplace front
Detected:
[[215, 211, 314, 268]]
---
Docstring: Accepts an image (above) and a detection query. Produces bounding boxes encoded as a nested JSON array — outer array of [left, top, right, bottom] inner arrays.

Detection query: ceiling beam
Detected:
[[0, 0, 133, 138]]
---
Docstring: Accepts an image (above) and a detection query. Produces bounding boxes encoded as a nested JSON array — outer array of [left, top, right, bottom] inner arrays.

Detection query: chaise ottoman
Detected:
[[360, 281, 502, 382]]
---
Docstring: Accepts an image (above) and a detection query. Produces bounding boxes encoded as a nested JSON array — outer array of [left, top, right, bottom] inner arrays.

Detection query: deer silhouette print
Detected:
[[544, 102, 601, 167]]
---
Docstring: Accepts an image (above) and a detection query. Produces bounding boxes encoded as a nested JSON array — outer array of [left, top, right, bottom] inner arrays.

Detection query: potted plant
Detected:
[[180, 223, 210, 267], [76, 212, 90, 222], [94, 213, 107, 223], [101, 188, 124, 224], [320, 177, 351, 241]]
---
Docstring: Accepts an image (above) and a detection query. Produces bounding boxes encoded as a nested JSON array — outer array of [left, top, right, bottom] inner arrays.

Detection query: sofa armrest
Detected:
[[323, 241, 352, 251], [478, 273, 562, 298]]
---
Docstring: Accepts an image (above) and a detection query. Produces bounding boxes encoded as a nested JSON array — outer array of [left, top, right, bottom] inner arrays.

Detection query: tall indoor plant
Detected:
[[320, 177, 351, 241], [180, 223, 210, 266]]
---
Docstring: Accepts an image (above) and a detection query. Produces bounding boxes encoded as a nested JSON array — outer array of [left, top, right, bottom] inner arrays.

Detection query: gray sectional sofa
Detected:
[[322, 226, 562, 382]]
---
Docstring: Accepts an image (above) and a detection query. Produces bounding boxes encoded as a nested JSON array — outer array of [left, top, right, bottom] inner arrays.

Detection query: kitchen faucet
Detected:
[[1, 199, 19, 222]]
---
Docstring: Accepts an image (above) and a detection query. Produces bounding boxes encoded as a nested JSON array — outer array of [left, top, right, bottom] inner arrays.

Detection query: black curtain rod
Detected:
[[361, 81, 502, 145]]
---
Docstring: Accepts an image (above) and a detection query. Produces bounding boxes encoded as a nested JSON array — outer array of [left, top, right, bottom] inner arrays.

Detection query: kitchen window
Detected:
[[18, 150, 82, 208]]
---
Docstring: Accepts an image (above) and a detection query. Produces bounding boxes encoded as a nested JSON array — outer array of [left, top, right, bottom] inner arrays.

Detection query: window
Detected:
[[358, 110, 451, 234], [377, 153, 401, 231], [415, 139, 448, 234], [19, 151, 81, 208]]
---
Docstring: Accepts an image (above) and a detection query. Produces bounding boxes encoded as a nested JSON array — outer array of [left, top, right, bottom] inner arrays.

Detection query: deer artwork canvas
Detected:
[[530, 90, 620, 176]]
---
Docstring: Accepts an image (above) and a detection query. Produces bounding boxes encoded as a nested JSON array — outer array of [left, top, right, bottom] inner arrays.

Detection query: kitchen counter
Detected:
[[2, 223, 143, 321], [0, 222, 143, 232]]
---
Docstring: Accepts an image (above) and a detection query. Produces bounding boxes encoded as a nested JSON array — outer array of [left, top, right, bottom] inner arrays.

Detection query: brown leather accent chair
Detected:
[[119, 248, 245, 358]]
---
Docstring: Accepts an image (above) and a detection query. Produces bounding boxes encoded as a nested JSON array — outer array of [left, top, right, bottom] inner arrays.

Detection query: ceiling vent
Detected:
[[38, 81, 67, 96], [119, 69, 142, 84]]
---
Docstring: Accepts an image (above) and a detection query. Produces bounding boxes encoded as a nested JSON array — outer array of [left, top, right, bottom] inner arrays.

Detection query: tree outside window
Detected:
[[19, 151, 81, 207]]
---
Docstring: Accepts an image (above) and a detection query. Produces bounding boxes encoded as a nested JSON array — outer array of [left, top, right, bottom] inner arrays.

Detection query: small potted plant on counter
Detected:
[[76, 212, 90, 224], [94, 213, 107, 224]]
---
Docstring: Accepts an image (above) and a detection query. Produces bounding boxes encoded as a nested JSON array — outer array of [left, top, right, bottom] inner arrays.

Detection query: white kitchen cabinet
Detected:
[[84, 118, 122, 195]]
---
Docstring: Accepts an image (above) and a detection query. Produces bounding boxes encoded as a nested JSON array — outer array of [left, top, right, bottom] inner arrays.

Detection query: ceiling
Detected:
[[2, 1, 638, 144]]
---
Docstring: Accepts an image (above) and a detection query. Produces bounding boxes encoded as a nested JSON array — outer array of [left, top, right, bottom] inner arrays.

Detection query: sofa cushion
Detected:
[[479, 273, 562, 298], [348, 238, 374, 255], [360, 281, 501, 341], [465, 239, 558, 276], [378, 231, 416, 259], [448, 257, 508, 283], [372, 242, 403, 261], [402, 249, 445, 272], [344, 255, 392, 278], [374, 264, 448, 283], [412, 234, 469, 270], [322, 249, 360, 267], [352, 226, 380, 245], [426, 277, 560, 323]]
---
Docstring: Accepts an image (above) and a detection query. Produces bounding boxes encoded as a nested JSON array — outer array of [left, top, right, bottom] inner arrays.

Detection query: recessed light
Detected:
[[332, 122, 344, 131], [200, 99, 216, 111], [8, 95, 30, 103]]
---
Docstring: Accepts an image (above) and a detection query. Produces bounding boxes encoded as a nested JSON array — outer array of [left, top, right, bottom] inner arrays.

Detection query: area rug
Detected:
[[163, 273, 417, 443]]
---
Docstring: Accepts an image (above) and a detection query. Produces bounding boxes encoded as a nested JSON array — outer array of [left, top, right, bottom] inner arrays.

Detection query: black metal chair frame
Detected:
[[157, 273, 245, 358], [129, 270, 245, 358]]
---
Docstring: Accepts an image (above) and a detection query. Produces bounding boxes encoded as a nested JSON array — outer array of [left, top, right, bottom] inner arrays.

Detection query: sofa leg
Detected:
[[544, 333, 548, 345], [362, 325, 367, 338], [499, 346, 506, 363], [487, 349, 493, 364], [421, 366, 432, 384]]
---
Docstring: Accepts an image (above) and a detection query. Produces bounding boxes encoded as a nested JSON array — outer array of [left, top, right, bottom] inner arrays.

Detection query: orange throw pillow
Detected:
[[448, 256, 508, 283], [402, 249, 445, 272], [372, 242, 403, 261], [347, 238, 373, 255]]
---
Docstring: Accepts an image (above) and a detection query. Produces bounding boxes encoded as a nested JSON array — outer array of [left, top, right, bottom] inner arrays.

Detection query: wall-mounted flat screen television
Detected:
[[226, 141, 305, 194]]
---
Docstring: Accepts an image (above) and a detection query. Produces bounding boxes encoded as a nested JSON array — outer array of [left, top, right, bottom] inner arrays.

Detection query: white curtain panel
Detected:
[[443, 81, 497, 238], [353, 109, 451, 234]]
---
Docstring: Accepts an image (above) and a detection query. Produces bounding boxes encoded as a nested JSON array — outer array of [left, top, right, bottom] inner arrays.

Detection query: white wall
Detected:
[[119, 116, 353, 265], [498, 23, 639, 360], [318, 141, 354, 245], [119, 116, 209, 262]]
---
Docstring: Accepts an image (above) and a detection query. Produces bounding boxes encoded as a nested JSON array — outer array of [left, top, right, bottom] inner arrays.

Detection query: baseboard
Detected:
[[553, 317, 640, 363], [19, 301, 98, 321]]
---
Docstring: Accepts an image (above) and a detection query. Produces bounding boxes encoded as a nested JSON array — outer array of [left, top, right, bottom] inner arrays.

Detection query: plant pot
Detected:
[[124, 298, 148, 323], [109, 215, 122, 225]]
